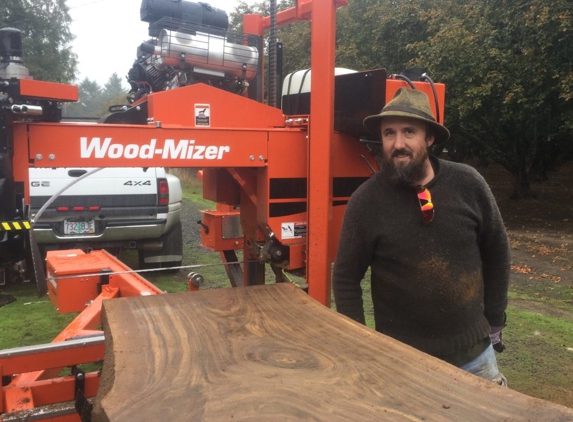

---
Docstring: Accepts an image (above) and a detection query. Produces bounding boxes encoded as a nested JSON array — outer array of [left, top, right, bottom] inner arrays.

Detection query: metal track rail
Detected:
[[0, 335, 104, 360]]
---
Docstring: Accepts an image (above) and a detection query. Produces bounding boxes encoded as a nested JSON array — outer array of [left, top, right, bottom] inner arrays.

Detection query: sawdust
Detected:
[[419, 256, 480, 305]]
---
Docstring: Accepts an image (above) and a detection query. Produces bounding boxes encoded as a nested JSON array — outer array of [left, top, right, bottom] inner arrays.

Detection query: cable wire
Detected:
[[46, 259, 265, 282], [32, 168, 105, 224]]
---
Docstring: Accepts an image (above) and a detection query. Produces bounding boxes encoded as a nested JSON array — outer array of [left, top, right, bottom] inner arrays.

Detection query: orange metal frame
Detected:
[[1, 250, 162, 419], [1, 0, 446, 419]]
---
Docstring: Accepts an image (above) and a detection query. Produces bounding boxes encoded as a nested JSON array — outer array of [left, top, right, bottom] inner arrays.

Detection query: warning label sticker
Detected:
[[281, 222, 307, 239], [195, 104, 210, 127]]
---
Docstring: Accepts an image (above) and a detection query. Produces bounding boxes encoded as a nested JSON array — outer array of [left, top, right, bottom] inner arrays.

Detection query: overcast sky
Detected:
[[67, 0, 241, 89]]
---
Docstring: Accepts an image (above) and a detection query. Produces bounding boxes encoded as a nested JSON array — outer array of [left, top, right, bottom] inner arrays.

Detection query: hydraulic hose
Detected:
[[421, 73, 440, 124], [391, 73, 416, 89]]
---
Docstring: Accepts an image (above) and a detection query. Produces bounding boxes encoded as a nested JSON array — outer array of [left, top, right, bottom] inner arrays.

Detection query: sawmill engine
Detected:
[[127, 0, 262, 102]]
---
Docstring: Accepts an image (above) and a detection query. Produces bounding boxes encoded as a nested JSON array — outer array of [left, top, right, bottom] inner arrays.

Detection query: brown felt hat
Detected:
[[363, 88, 450, 144]]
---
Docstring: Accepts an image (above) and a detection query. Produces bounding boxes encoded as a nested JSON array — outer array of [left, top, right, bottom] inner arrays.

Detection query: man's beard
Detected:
[[380, 147, 429, 186]]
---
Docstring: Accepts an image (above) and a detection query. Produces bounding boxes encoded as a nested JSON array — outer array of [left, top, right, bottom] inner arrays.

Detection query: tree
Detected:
[[63, 74, 129, 119], [229, 0, 309, 101], [232, 0, 435, 90], [411, 0, 573, 198], [63, 78, 102, 118], [229, 0, 573, 199], [0, 0, 77, 83], [336, 0, 433, 73], [97, 73, 129, 115]]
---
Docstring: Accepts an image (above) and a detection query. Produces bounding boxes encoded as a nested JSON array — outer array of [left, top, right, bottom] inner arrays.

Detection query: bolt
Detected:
[[249, 155, 255, 161], [36, 154, 43, 160], [259, 155, 264, 161], [49, 154, 56, 161]]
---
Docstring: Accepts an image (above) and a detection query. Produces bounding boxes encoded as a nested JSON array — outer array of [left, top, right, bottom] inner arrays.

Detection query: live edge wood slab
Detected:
[[92, 283, 573, 421]]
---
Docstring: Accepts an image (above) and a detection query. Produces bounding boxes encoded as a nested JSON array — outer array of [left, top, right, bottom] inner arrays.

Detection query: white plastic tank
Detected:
[[281, 68, 356, 114], [281, 68, 356, 96]]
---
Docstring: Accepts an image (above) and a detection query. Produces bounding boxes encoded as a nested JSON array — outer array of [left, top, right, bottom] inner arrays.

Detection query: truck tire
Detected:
[[138, 221, 183, 271]]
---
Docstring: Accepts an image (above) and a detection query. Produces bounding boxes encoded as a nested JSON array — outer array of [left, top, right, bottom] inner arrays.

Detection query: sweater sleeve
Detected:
[[475, 173, 510, 327], [332, 185, 376, 325]]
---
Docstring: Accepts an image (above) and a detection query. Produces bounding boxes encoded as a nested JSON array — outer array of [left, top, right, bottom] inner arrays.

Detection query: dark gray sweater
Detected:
[[333, 157, 510, 358]]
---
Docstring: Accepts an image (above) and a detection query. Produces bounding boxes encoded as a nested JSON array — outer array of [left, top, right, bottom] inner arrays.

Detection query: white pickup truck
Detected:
[[29, 167, 183, 269]]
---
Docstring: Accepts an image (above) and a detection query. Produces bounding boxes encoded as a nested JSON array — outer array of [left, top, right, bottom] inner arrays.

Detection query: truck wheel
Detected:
[[138, 221, 183, 271]]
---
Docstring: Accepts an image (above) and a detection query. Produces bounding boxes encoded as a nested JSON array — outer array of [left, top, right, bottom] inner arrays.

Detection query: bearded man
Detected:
[[332, 88, 510, 385]]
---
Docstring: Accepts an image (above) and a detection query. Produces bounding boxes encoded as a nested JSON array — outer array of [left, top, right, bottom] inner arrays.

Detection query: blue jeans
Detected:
[[460, 343, 507, 386]]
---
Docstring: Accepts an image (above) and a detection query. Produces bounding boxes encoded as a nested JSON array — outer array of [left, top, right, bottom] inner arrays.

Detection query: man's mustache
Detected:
[[391, 149, 413, 158]]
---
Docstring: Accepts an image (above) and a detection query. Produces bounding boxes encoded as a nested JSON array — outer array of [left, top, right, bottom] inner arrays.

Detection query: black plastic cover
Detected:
[[0, 27, 23, 59], [140, 0, 228, 35], [282, 68, 387, 138]]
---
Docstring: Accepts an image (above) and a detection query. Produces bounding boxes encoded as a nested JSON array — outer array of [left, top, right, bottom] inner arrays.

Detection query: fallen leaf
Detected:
[[511, 265, 533, 274]]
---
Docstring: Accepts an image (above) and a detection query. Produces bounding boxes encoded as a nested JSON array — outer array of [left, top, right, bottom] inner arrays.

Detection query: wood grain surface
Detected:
[[92, 283, 573, 421]]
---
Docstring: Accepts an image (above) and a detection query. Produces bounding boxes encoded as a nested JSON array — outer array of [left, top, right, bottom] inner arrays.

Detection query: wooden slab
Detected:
[[92, 283, 573, 421]]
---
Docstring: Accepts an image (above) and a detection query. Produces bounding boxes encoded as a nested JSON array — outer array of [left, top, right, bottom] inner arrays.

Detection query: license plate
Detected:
[[64, 220, 95, 235]]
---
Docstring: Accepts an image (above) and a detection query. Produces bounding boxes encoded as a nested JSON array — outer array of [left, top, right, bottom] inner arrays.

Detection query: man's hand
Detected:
[[490, 325, 505, 353]]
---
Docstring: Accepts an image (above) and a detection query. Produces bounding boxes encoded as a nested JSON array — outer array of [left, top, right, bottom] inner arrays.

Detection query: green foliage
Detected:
[[229, 0, 309, 98], [65, 77, 102, 118], [230, 0, 573, 198], [97, 73, 129, 115], [336, 0, 432, 72], [0, 0, 77, 83], [229, 0, 294, 31], [63, 74, 128, 119], [278, 20, 311, 77], [407, 0, 573, 197]]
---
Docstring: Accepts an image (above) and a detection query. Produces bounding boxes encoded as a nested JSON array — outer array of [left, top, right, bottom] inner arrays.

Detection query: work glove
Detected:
[[490, 326, 505, 353], [490, 313, 507, 353]]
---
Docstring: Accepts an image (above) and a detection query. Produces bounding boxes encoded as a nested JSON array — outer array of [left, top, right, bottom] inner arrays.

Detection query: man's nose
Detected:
[[394, 133, 407, 149]]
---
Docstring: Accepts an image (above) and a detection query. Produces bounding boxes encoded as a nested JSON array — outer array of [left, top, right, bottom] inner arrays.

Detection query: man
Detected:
[[332, 88, 510, 385]]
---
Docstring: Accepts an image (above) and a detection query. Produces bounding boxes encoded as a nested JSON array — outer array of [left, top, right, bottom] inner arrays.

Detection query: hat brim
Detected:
[[363, 111, 450, 145]]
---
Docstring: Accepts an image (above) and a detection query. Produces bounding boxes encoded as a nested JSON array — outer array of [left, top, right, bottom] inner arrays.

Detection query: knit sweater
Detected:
[[333, 156, 510, 358]]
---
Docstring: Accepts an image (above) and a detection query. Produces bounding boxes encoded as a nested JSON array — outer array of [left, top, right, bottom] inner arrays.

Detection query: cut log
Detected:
[[92, 283, 573, 421]]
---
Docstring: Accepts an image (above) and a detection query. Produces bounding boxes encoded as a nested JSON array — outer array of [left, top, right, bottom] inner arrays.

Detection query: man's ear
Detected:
[[426, 135, 435, 148]]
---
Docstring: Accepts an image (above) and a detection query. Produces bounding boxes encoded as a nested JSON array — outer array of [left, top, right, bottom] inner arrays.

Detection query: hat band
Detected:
[[382, 105, 436, 122]]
